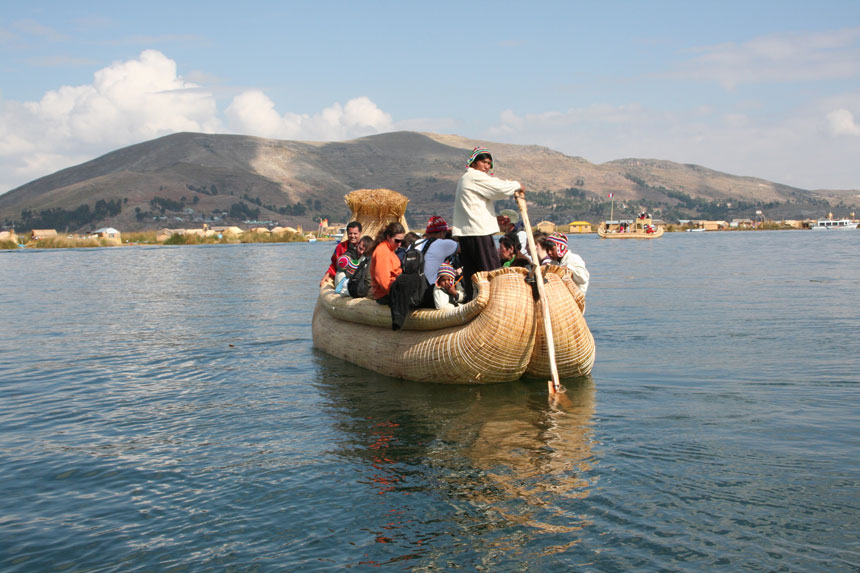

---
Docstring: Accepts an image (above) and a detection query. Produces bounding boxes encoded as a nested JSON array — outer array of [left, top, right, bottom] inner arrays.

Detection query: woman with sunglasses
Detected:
[[369, 222, 406, 304]]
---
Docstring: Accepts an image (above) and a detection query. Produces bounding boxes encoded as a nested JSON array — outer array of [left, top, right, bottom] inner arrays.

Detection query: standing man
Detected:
[[452, 147, 525, 300], [320, 221, 362, 286]]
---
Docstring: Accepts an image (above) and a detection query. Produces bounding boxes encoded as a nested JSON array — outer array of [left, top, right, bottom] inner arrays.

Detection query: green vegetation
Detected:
[[16, 199, 122, 231], [150, 196, 185, 212], [163, 233, 209, 245], [1, 239, 18, 250], [229, 202, 260, 220]]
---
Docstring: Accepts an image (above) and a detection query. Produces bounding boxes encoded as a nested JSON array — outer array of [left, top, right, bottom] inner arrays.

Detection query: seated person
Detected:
[[433, 263, 465, 310], [546, 232, 590, 295], [344, 236, 375, 298], [498, 233, 530, 268], [533, 232, 554, 266], [333, 254, 358, 294], [320, 220, 362, 286], [497, 209, 530, 262], [396, 232, 421, 262], [409, 216, 460, 307], [370, 222, 405, 304]]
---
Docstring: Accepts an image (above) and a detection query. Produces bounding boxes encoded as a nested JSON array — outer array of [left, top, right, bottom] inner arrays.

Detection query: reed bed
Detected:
[[121, 231, 159, 244], [28, 236, 115, 248], [239, 231, 307, 243]]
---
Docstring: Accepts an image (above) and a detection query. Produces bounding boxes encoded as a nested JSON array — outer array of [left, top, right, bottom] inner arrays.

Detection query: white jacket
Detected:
[[559, 251, 589, 295], [452, 168, 521, 236]]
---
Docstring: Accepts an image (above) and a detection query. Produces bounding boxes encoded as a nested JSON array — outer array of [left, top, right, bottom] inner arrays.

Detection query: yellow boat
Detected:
[[598, 214, 663, 239]]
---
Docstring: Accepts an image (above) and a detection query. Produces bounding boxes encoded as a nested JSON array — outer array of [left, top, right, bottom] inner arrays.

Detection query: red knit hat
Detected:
[[425, 216, 449, 235]]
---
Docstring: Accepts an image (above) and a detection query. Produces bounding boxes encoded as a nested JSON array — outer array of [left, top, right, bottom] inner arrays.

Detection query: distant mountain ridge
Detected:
[[1, 131, 856, 232]]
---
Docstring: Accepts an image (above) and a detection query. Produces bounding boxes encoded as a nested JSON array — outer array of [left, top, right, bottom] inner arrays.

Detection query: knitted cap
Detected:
[[437, 263, 456, 281], [337, 254, 351, 270], [547, 232, 569, 258], [346, 257, 360, 273], [426, 215, 449, 235], [467, 146, 493, 172]]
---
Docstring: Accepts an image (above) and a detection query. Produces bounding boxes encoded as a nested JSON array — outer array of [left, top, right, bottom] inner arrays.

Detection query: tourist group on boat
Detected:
[[319, 147, 589, 330]]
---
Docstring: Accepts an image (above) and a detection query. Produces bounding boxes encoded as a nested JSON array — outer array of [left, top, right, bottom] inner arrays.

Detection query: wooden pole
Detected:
[[515, 194, 561, 395]]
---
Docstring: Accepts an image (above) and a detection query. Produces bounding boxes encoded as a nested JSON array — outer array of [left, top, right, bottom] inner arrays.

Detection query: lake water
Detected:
[[1, 231, 858, 571]]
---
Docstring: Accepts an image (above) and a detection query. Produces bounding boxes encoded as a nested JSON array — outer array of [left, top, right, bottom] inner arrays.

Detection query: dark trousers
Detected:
[[458, 235, 501, 300]]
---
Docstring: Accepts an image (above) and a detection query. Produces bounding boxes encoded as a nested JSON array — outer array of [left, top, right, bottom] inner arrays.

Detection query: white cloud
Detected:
[[0, 50, 221, 190], [826, 108, 860, 136], [225, 91, 392, 141], [486, 97, 860, 190], [0, 50, 397, 193], [670, 27, 860, 89]]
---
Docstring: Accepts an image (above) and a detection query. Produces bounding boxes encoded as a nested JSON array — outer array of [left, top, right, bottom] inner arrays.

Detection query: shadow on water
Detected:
[[310, 351, 599, 566]]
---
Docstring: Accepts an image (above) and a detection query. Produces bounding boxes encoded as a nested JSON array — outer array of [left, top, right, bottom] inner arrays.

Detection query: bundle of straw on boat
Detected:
[[344, 188, 410, 239]]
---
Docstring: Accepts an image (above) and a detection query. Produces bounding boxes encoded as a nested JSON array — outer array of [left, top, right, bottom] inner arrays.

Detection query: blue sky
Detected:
[[2, 1, 859, 194]]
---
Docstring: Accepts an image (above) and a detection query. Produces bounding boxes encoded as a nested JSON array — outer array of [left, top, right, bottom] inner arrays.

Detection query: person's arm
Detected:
[[470, 171, 525, 200], [566, 253, 590, 294]]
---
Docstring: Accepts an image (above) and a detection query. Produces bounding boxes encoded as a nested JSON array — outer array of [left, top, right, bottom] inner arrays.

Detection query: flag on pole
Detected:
[[608, 193, 614, 198]]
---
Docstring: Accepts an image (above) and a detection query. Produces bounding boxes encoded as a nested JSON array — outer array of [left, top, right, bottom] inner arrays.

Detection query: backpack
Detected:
[[401, 238, 436, 277], [347, 257, 371, 298]]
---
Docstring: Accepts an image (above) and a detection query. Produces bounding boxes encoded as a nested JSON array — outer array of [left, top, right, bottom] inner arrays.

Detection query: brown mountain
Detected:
[[1, 131, 856, 232]]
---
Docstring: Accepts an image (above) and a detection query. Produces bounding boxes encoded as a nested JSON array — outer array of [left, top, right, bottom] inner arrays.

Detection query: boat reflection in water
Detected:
[[314, 357, 597, 564], [457, 378, 596, 540]]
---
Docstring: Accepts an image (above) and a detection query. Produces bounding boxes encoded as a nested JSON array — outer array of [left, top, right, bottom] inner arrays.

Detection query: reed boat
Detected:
[[312, 265, 595, 384], [597, 214, 663, 239]]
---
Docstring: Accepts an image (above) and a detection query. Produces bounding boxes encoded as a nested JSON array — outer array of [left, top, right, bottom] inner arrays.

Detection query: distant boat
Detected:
[[598, 213, 663, 239], [811, 218, 858, 230], [686, 228, 706, 233]]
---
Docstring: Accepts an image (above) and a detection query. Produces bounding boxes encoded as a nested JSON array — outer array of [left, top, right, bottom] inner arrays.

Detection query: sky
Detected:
[[1, 0, 859, 194]]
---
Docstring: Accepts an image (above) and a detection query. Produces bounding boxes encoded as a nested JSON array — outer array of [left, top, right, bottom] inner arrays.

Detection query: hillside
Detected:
[[1, 131, 857, 233]]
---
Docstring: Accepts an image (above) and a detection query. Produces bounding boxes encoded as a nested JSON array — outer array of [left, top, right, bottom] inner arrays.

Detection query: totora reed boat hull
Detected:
[[312, 266, 595, 384]]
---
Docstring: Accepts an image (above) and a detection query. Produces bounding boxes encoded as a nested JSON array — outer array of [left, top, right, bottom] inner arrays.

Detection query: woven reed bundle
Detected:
[[344, 188, 410, 239], [311, 267, 537, 383], [318, 274, 490, 331], [525, 265, 595, 378]]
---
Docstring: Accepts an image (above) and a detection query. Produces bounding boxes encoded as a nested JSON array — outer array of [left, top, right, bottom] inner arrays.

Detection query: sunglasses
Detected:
[[393, 238, 403, 244]]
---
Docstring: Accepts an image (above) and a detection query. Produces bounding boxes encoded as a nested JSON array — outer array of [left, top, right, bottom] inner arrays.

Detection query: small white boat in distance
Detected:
[[811, 218, 858, 230]]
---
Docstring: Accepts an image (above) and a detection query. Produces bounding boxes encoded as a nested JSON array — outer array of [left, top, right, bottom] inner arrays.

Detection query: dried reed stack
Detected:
[[344, 188, 410, 240]]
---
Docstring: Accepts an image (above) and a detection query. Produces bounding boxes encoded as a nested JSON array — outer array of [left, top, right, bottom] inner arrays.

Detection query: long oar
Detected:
[[515, 193, 561, 395]]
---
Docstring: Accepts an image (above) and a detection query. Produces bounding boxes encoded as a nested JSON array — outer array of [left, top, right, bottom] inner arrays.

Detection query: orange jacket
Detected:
[[370, 241, 402, 298]]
